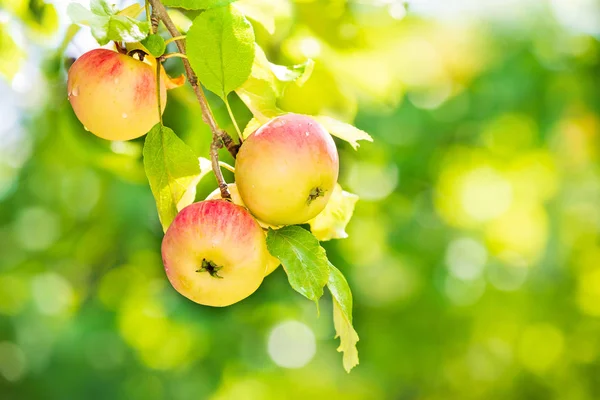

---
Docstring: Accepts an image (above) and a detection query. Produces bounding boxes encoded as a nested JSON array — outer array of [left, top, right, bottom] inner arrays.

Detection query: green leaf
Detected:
[[143, 125, 202, 232], [107, 16, 149, 44], [141, 34, 166, 58], [161, 0, 238, 10], [187, 5, 254, 100], [0, 23, 25, 80], [236, 44, 313, 123], [266, 226, 330, 306], [67, 0, 149, 45], [313, 116, 373, 150], [309, 184, 359, 241], [328, 264, 359, 373]]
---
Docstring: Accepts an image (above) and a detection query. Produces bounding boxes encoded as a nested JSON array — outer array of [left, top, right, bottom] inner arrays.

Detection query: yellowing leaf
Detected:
[[328, 264, 359, 373], [236, 44, 313, 123], [313, 115, 373, 150], [333, 297, 360, 372], [242, 117, 262, 139], [234, 0, 275, 34], [309, 184, 358, 241]]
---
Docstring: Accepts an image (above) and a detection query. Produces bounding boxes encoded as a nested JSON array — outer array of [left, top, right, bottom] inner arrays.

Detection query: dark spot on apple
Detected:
[[307, 187, 325, 205]]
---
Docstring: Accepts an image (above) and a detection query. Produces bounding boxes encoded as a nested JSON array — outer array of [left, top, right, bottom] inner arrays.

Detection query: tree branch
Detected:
[[211, 140, 231, 199], [149, 0, 237, 200], [148, 0, 239, 158]]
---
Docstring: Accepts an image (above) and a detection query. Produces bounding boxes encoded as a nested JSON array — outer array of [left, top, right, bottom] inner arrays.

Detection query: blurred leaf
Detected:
[[266, 226, 330, 307], [67, 0, 149, 45], [27, 0, 59, 36], [314, 116, 372, 150], [0, 23, 25, 80], [141, 34, 166, 58], [234, 0, 275, 34], [161, 0, 238, 10], [236, 44, 313, 123], [187, 5, 254, 100], [143, 124, 201, 232], [278, 62, 357, 121], [309, 184, 358, 241], [328, 263, 359, 373]]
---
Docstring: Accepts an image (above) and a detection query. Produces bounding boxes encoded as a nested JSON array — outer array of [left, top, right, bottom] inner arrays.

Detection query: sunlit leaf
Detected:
[[309, 184, 359, 241], [242, 117, 262, 139], [0, 23, 25, 80], [143, 124, 201, 232], [234, 0, 274, 34], [236, 44, 313, 123], [314, 116, 373, 150], [328, 263, 359, 373], [67, 0, 149, 45], [266, 226, 329, 307], [187, 5, 254, 100]]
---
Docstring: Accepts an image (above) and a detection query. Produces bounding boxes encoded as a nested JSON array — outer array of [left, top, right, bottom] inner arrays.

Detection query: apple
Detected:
[[235, 114, 339, 225], [67, 48, 175, 141], [161, 200, 269, 307], [206, 184, 281, 275]]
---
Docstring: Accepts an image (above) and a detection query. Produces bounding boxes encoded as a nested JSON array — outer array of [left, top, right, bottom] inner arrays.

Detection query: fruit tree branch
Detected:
[[149, 0, 236, 200]]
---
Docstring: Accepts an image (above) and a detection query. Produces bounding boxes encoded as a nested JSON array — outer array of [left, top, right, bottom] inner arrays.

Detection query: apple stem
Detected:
[[149, 0, 238, 200], [212, 139, 232, 200]]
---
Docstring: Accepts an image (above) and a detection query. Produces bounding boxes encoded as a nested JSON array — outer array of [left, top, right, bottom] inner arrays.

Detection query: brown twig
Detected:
[[149, 0, 159, 34], [211, 140, 231, 199]]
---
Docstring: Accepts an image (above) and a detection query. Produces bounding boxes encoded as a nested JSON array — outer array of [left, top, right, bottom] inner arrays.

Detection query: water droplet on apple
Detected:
[[305, 131, 309, 136], [70, 86, 79, 97], [84, 126, 90, 131], [122, 113, 128, 119]]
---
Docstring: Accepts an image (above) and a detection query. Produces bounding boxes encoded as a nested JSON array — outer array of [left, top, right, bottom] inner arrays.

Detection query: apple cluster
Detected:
[[68, 49, 339, 307], [164, 113, 339, 306]]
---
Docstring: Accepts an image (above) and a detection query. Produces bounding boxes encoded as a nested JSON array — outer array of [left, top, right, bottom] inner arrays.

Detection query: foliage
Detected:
[[1, 0, 600, 398]]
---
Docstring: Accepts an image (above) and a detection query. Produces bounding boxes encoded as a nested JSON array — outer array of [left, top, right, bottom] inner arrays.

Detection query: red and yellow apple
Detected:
[[206, 184, 280, 275], [235, 113, 339, 225], [161, 200, 269, 307], [67, 48, 179, 141]]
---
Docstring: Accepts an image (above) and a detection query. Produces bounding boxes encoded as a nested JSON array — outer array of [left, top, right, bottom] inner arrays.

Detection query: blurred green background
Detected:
[[1, 0, 600, 399]]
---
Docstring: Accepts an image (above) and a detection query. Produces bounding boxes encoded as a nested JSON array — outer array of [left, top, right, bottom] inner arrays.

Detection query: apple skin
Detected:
[[235, 114, 339, 225], [67, 48, 166, 141], [206, 184, 281, 276], [161, 200, 269, 307]]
